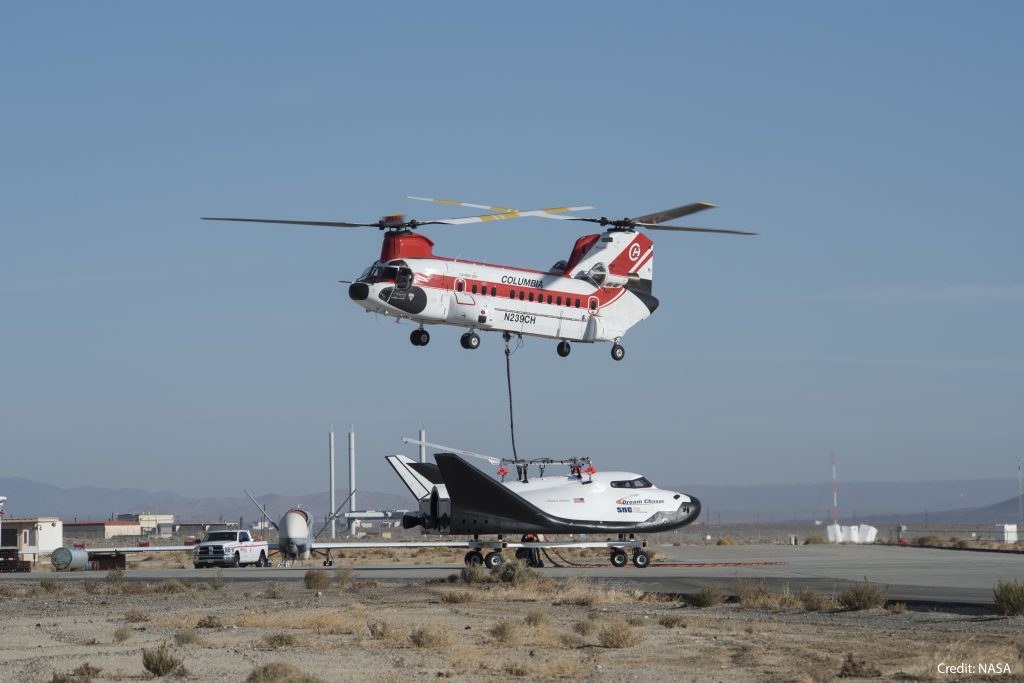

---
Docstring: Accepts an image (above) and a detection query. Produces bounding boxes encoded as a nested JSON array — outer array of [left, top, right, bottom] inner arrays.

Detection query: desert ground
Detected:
[[1, 556, 1022, 683]]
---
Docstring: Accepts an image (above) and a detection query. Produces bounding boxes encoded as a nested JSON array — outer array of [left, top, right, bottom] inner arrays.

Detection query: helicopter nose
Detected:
[[348, 282, 369, 301]]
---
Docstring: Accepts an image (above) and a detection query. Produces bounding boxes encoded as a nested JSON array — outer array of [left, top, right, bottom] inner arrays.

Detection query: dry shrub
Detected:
[[0, 584, 20, 599], [553, 579, 629, 606], [153, 579, 189, 594], [799, 588, 833, 612], [49, 662, 102, 683], [173, 630, 204, 646], [235, 610, 363, 635], [837, 580, 885, 611], [424, 576, 447, 585], [734, 580, 800, 609], [493, 559, 537, 585], [440, 589, 477, 604], [504, 663, 529, 677], [410, 624, 453, 650], [260, 584, 282, 599], [687, 584, 725, 608], [803, 535, 827, 545], [916, 535, 941, 547], [246, 662, 324, 683], [209, 569, 225, 591], [489, 620, 520, 644], [124, 608, 149, 623], [887, 601, 906, 615], [838, 653, 881, 678], [626, 614, 646, 626], [524, 609, 548, 627], [112, 626, 132, 643], [334, 566, 357, 590], [658, 615, 686, 628], [559, 633, 584, 648], [262, 633, 298, 649], [37, 577, 67, 594], [597, 619, 644, 648], [459, 564, 489, 584], [195, 614, 222, 629], [142, 642, 182, 677], [303, 569, 330, 590], [105, 569, 124, 584], [994, 580, 1024, 616], [716, 537, 737, 546], [368, 621, 403, 643], [573, 619, 596, 636], [81, 580, 102, 595]]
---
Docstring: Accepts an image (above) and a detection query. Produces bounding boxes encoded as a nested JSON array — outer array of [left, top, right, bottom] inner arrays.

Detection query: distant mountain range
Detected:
[[2, 475, 1020, 527], [674, 478, 1022, 525], [0, 476, 414, 527]]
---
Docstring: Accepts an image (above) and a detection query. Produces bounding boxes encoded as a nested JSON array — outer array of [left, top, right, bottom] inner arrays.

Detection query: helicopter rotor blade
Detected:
[[633, 202, 716, 225], [639, 223, 757, 235], [202, 217, 376, 228], [407, 195, 594, 217]]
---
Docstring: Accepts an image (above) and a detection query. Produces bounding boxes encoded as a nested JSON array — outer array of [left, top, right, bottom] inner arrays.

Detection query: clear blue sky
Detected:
[[2, 3, 1021, 498]]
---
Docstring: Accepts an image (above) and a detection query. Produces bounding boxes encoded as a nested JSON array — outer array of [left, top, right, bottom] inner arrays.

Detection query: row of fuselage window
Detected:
[[456, 281, 590, 309]]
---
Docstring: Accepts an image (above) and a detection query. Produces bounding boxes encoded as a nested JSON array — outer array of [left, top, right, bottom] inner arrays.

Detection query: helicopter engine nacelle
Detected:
[[586, 263, 638, 288]]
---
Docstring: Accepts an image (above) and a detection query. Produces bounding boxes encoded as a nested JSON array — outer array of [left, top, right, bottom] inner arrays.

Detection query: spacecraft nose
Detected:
[[348, 282, 370, 301]]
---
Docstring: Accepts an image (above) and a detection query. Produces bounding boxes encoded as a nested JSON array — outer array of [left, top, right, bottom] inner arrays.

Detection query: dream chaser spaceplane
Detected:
[[386, 447, 701, 566]]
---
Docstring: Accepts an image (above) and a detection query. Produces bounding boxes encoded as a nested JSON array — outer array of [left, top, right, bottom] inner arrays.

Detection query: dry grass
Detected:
[[367, 620, 403, 643], [124, 607, 149, 623], [409, 624, 453, 650], [597, 619, 644, 648], [804, 535, 827, 544], [303, 569, 330, 590], [335, 566, 357, 590], [209, 569, 225, 591], [658, 615, 687, 628], [994, 579, 1024, 616], [687, 584, 725, 608], [734, 579, 801, 610], [837, 580, 886, 611], [552, 578, 630, 606], [153, 579, 190, 594], [440, 589, 478, 604], [524, 609, 549, 627], [105, 569, 124, 584], [245, 662, 324, 683], [716, 537, 737, 545], [112, 625, 132, 643], [459, 564, 489, 584], [886, 601, 906, 615], [195, 614, 222, 629], [235, 610, 365, 635], [36, 577, 68, 595], [259, 584, 283, 599], [262, 632, 299, 650], [573, 619, 596, 636], [488, 619, 520, 644], [173, 630, 205, 646], [799, 588, 835, 612], [49, 662, 102, 683], [141, 642, 182, 677]]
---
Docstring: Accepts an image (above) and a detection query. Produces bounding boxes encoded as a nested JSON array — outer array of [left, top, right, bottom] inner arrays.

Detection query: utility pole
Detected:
[[348, 426, 356, 535], [831, 452, 839, 526], [329, 426, 336, 540]]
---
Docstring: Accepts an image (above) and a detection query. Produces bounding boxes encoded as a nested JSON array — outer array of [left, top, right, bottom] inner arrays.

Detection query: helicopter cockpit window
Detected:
[[394, 267, 413, 291], [610, 477, 653, 489]]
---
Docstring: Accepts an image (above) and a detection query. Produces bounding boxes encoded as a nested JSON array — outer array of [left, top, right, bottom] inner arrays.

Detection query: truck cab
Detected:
[[192, 529, 269, 568]]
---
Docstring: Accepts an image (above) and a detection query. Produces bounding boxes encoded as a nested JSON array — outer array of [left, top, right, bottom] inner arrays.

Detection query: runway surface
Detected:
[[5, 544, 1020, 606]]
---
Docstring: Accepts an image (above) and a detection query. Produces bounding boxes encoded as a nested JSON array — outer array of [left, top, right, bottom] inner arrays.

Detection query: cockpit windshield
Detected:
[[610, 477, 652, 489], [357, 261, 413, 289]]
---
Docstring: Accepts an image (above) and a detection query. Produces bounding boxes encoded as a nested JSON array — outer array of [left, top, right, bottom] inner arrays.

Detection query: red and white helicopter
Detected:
[[203, 197, 753, 360]]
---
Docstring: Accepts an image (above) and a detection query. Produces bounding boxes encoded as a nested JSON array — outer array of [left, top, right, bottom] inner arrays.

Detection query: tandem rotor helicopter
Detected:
[[203, 196, 754, 361]]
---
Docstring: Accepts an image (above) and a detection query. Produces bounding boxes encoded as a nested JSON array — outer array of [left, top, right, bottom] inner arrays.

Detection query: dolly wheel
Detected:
[[464, 551, 484, 566], [484, 552, 504, 569], [632, 550, 651, 568], [610, 550, 628, 567]]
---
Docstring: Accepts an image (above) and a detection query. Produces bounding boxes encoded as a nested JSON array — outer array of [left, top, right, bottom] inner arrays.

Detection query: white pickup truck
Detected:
[[192, 529, 269, 568]]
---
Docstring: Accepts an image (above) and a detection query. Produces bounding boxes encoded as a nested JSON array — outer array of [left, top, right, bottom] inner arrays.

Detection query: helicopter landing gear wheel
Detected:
[[632, 550, 651, 569], [411, 328, 429, 346], [611, 343, 625, 361], [461, 332, 480, 350], [483, 552, 504, 569], [464, 551, 484, 566], [556, 340, 571, 357], [610, 549, 628, 568]]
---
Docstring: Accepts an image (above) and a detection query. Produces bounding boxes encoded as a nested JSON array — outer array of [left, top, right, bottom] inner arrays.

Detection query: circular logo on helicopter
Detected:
[[628, 243, 641, 261]]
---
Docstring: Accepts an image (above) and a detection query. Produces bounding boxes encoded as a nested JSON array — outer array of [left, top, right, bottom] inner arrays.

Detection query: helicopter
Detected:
[[203, 196, 753, 360]]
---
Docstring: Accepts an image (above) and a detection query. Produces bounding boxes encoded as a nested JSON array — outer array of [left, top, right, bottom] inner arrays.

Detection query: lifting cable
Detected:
[[503, 332, 527, 481]]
